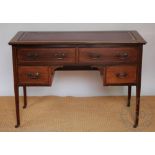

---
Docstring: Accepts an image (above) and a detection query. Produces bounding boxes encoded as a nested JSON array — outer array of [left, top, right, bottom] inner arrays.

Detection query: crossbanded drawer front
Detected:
[[104, 65, 137, 85], [17, 48, 76, 65], [18, 66, 52, 86], [79, 47, 138, 64]]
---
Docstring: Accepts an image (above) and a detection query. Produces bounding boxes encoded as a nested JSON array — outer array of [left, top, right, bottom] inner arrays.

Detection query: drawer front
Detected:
[[79, 47, 138, 64], [18, 66, 52, 86], [18, 48, 76, 65], [104, 65, 137, 85]]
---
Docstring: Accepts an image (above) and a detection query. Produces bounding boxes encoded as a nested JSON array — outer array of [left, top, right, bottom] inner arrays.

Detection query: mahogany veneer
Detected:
[[9, 31, 146, 128]]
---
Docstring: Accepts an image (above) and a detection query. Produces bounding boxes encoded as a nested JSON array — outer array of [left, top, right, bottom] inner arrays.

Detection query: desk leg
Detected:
[[133, 84, 141, 128], [127, 86, 131, 107], [14, 85, 20, 128], [23, 86, 27, 109]]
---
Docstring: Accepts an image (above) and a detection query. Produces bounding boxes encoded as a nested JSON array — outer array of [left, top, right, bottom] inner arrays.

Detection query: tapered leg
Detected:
[[133, 84, 141, 128], [23, 86, 27, 109], [14, 85, 20, 128], [127, 86, 132, 107]]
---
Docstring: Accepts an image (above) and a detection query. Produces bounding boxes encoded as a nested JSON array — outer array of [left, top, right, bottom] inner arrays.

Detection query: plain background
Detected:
[[0, 23, 155, 96]]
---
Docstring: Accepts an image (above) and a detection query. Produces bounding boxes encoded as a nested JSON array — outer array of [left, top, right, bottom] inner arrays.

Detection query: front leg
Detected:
[[14, 85, 20, 128], [23, 86, 27, 109], [127, 86, 131, 107], [133, 84, 141, 128]]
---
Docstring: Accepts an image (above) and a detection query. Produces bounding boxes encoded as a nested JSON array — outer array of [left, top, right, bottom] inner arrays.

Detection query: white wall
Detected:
[[0, 23, 155, 96]]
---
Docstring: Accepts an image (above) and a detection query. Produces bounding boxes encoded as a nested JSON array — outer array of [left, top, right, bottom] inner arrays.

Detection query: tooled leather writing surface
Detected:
[[9, 31, 146, 45]]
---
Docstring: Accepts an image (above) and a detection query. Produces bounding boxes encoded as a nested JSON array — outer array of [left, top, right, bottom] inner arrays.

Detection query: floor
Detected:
[[0, 96, 154, 132]]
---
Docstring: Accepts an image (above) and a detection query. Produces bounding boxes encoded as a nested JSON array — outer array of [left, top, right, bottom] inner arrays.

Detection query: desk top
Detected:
[[9, 31, 146, 45]]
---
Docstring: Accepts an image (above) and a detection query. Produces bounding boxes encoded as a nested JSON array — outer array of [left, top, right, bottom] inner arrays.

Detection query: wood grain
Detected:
[[104, 65, 137, 85], [18, 66, 52, 86], [9, 31, 146, 128], [79, 47, 138, 64], [17, 48, 76, 65]]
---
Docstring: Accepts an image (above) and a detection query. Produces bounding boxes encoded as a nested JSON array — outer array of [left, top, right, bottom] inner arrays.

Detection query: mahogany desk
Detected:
[[9, 31, 146, 128]]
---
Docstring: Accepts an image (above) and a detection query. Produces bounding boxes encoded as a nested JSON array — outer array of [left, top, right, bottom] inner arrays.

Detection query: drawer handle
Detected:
[[116, 52, 128, 60], [54, 53, 66, 60], [27, 53, 39, 59], [27, 72, 40, 79], [116, 72, 128, 79], [89, 54, 101, 60]]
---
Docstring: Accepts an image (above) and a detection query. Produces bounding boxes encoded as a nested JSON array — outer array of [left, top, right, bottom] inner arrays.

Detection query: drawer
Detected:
[[79, 47, 138, 64], [18, 66, 53, 86], [17, 48, 76, 65], [104, 65, 137, 85]]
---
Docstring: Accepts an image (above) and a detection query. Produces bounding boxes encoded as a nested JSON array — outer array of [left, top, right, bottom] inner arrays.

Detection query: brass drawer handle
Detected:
[[27, 72, 40, 79], [116, 52, 128, 60], [54, 53, 66, 60], [116, 72, 128, 79], [27, 53, 39, 59], [57, 57, 64, 60], [89, 53, 101, 60]]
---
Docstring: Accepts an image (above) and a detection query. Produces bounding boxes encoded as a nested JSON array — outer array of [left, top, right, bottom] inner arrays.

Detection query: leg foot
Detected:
[[133, 123, 138, 128], [23, 105, 27, 109], [127, 101, 130, 107], [15, 123, 20, 128]]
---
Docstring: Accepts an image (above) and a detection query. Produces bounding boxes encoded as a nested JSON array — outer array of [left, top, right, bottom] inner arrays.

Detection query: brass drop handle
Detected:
[[116, 52, 128, 60], [27, 72, 40, 79], [27, 53, 39, 59], [89, 53, 101, 60], [116, 72, 128, 79], [54, 53, 66, 60]]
